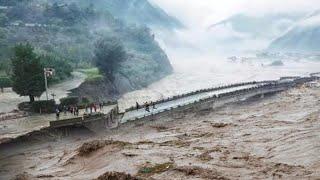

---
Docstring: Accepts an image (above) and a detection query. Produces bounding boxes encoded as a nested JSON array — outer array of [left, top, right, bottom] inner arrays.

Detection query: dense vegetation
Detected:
[[94, 37, 126, 80], [0, 0, 174, 93], [0, 76, 11, 92], [11, 43, 45, 102]]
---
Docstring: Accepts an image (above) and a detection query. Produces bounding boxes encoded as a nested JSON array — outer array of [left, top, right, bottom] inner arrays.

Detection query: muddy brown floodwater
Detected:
[[0, 82, 320, 180]]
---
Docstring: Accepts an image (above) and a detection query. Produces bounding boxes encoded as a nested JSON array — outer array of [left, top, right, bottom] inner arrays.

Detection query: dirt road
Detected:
[[0, 72, 86, 113], [0, 82, 319, 179]]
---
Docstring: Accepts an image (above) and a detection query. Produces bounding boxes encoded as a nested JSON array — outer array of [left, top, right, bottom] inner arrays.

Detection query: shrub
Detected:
[[31, 100, 56, 113], [0, 76, 12, 92], [81, 96, 90, 104], [60, 96, 79, 106]]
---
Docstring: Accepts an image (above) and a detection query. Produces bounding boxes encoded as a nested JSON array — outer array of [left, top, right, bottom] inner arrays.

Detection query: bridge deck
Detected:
[[121, 84, 263, 123]]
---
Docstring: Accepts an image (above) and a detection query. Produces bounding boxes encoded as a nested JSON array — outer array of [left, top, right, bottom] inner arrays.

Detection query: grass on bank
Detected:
[[78, 68, 103, 82]]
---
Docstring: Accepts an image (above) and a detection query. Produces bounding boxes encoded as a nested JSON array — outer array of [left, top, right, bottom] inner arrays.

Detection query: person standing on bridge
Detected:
[[145, 102, 150, 112], [152, 102, 157, 110]]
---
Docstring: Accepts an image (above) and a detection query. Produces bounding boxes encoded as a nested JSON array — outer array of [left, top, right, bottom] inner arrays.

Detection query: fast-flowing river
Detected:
[[118, 52, 320, 110]]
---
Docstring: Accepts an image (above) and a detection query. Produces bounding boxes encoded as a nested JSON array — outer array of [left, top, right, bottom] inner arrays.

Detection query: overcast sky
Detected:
[[150, 0, 320, 28]]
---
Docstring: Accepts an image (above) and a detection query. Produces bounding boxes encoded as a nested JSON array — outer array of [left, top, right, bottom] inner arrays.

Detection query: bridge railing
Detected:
[[310, 72, 320, 77], [123, 78, 316, 122], [125, 74, 320, 113], [50, 105, 119, 128]]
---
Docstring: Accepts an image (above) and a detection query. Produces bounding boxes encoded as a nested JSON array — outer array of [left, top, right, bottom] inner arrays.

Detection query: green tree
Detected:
[[0, 13, 8, 26], [11, 43, 45, 102], [94, 37, 126, 80]]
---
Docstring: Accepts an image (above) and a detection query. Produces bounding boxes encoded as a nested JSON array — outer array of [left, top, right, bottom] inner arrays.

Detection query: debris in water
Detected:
[[138, 162, 174, 177], [13, 172, 32, 180], [78, 140, 131, 156], [96, 171, 141, 180], [174, 166, 229, 180], [211, 123, 230, 128]]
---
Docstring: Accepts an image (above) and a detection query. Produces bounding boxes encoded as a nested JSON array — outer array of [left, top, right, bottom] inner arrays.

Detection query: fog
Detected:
[[119, 1, 320, 109], [150, 0, 320, 52], [150, 0, 320, 27]]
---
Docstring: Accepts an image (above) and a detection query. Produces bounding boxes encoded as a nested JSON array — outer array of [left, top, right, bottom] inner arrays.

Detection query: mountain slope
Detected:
[[74, 0, 183, 29], [0, 0, 173, 100], [268, 11, 320, 53]]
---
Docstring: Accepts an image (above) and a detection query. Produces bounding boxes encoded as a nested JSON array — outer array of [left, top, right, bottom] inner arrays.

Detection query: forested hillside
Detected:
[[0, 0, 178, 100], [74, 0, 183, 29]]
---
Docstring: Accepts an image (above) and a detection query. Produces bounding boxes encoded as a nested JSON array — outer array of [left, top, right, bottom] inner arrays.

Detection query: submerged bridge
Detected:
[[49, 74, 319, 132]]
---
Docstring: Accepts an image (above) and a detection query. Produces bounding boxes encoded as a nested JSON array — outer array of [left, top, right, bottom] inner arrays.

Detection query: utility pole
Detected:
[[44, 68, 55, 101], [51, 93, 56, 101], [44, 68, 48, 101]]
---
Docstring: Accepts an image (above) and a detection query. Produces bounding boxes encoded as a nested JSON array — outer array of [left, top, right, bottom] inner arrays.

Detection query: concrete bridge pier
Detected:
[[83, 106, 120, 133]]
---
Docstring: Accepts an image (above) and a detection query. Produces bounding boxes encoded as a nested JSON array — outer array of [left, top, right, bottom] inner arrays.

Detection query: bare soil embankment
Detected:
[[1, 82, 320, 179]]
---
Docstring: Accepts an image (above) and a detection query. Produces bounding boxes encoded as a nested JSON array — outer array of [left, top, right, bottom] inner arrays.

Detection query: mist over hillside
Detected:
[[57, 0, 183, 29], [269, 10, 320, 53], [209, 13, 303, 40], [153, 12, 308, 56]]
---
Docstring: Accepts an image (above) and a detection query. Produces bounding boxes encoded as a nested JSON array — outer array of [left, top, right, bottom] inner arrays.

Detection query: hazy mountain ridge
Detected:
[[205, 13, 305, 52], [209, 13, 303, 40], [268, 10, 320, 53]]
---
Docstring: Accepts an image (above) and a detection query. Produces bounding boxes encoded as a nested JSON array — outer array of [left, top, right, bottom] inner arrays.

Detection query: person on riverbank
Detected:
[[99, 102, 103, 111], [90, 104, 93, 114], [94, 103, 97, 112], [69, 106, 74, 115], [73, 106, 77, 116], [75, 107, 79, 116], [56, 108, 60, 119], [63, 105, 67, 115], [85, 104, 89, 113]]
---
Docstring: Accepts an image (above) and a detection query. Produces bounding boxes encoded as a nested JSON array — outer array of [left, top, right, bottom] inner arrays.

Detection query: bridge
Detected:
[[121, 82, 268, 123], [47, 74, 319, 132]]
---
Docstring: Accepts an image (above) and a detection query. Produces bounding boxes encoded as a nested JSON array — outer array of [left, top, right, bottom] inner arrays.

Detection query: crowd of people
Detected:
[[55, 102, 104, 119], [56, 101, 157, 119], [84, 102, 104, 114]]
